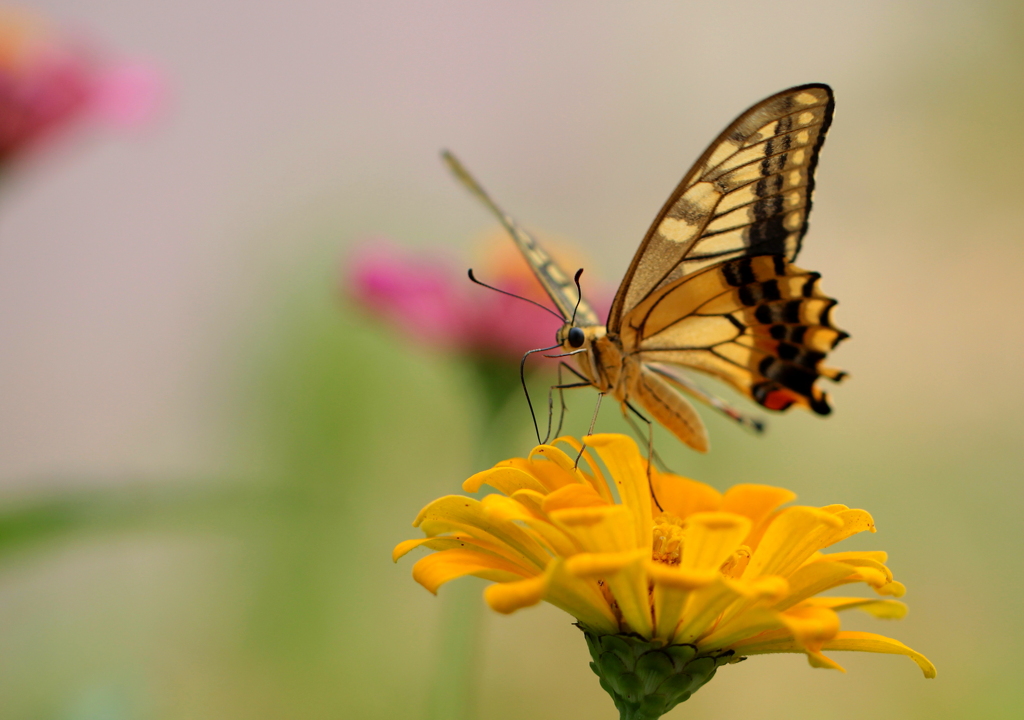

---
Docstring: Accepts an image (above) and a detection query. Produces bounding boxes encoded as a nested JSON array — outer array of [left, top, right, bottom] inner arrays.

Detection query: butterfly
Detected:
[[444, 83, 847, 452]]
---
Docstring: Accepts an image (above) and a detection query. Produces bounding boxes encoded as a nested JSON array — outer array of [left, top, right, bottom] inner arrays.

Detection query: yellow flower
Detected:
[[395, 434, 934, 719]]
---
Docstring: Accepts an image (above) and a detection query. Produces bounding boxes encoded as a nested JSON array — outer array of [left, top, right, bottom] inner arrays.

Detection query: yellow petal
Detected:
[[729, 630, 935, 678], [819, 631, 936, 678], [743, 506, 843, 580], [412, 549, 533, 594], [704, 607, 788, 650], [550, 504, 638, 554], [693, 577, 791, 648], [810, 553, 893, 584], [393, 534, 534, 572], [652, 471, 722, 520], [529, 443, 589, 479], [585, 433, 653, 551], [483, 493, 579, 558], [485, 575, 547, 613], [463, 465, 548, 495], [534, 558, 620, 634], [818, 508, 877, 550], [800, 597, 908, 619], [552, 437, 615, 502], [778, 605, 841, 647], [673, 576, 746, 645], [877, 580, 907, 597], [414, 495, 549, 568], [524, 445, 582, 491], [507, 488, 547, 516], [824, 550, 889, 565], [564, 549, 652, 637], [773, 560, 862, 611], [681, 512, 752, 573], [720, 484, 796, 532], [542, 483, 610, 512], [481, 493, 542, 521], [565, 550, 647, 578], [501, 457, 571, 493], [648, 562, 718, 641], [806, 650, 847, 672]]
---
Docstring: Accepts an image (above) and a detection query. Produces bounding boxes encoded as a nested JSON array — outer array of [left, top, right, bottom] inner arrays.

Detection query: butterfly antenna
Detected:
[[570, 268, 584, 326], [467, 270, 565, 322]]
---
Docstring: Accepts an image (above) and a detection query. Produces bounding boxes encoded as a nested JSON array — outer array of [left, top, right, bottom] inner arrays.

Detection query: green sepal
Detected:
[[578, 623, 745, 720]]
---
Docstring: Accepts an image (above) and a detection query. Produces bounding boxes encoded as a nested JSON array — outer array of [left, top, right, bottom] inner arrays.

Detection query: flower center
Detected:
[[652, 512, 685, 565]]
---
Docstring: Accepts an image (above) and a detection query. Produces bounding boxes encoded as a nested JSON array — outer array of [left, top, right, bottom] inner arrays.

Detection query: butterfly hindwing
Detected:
[[623, 255, 847, 415], [608, 84, 834, 332]]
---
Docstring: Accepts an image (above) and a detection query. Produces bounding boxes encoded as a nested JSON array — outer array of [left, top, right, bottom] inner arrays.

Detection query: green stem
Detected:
[[424, 356, 528, 720]]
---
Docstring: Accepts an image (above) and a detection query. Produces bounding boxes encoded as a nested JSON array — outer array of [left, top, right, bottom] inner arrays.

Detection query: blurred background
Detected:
[[1, 1, 1021, 718]]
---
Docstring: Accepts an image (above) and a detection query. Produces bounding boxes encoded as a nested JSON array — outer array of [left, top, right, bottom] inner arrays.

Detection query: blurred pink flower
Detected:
[[0, 9, 162, 165], [347, 238, 607, 362]]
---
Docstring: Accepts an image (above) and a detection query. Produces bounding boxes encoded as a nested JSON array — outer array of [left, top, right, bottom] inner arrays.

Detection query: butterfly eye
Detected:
[[567, 326, 585, 348]]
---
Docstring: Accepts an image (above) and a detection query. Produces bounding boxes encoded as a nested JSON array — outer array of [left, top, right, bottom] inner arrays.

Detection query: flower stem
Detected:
[[424, 356, 530, 720]]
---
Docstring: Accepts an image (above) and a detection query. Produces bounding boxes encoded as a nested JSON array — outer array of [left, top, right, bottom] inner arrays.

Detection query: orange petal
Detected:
[[651, 471, 722, 520], [412, 549, 533, 594], [720, 483, 796, 534]]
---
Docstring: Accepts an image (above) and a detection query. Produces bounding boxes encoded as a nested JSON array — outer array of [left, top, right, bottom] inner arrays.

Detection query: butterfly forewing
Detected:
[[608, 84, 834, 332], [442, 150, 601, 327]]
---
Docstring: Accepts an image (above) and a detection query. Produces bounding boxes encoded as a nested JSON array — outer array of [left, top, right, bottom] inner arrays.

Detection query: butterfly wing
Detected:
[[622, 254, 847, 417], [606, 84, 845, 424], [608, 84, 834, 332], [443, 150, 601, 327]]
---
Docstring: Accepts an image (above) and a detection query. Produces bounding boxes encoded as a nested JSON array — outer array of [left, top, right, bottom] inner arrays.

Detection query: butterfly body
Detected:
[[445, 83, 847, 452]]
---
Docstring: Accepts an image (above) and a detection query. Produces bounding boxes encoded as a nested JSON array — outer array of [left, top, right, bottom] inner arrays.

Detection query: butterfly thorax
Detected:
[[558, 323, 629, 396]]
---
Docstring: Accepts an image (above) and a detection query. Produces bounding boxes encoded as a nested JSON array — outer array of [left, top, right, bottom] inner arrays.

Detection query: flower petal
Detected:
[[542, 483, 610, 512], [550, 504, 638, 554], [743, 506, 843, 580], [673, 577, 747, 645], [485, 575, 547, 613], [820, 632, 936, 678], [393, 534, 535, 571], [487, 558, 619, 633], [482, 494, 578, 557], [552, 437, 615, 502], [651, 471, 722, 520], [729, 630, 935, 678], [818, 508, 877, 549], [648, 563, 718, 641], [414, 495, 550, 568], [681, 512, 752, 573], [586, 434, 653, 551], [800, 597, 908, 619], [412, 549, 533, 593], [463, 465, 548, 495], [720, 484, 796, 532], [565, 549, 652, 637], [773, 560, 864, 611]]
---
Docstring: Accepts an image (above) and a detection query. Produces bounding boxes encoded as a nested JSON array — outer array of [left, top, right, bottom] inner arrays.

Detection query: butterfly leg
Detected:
[[545, 361, 590, 443], [520, 343, 563, 444], [572, 392, 604, 468], [624, 401, 665, 512]]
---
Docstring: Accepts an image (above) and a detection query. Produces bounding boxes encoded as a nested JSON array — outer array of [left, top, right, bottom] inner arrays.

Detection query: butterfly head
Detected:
[[555, 322, 605, 353]]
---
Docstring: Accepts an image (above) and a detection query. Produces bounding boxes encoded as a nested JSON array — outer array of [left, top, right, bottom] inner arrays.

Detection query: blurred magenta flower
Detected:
[[0, 8, 162, 166], [347, 236, 607, 362]]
